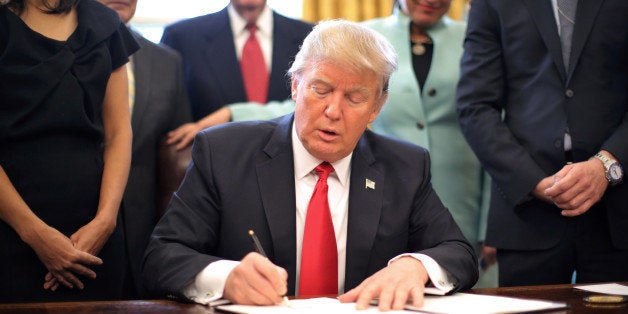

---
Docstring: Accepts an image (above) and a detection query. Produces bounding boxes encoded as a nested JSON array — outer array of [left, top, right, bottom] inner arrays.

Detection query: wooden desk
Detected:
[[1, 283, 626, 313], [472, 283, 628, 314], [0, 300, 213, 314]]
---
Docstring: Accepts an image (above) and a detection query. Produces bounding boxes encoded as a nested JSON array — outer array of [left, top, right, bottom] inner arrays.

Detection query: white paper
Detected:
[[217, 293, 567, 314], [217, 297, 410, 313], [575, 283, 628, 296], [408, 293, 566, 314]]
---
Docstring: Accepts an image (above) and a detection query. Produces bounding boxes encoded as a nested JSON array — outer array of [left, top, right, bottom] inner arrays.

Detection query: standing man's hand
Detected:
[[223, 252, 288, 305], [532, 176, 556, 203], [338, 257, 429, 311], [544, 158, 607, 217]]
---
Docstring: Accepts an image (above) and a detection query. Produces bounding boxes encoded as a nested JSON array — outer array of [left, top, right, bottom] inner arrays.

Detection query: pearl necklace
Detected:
[[411, 37, 432, 56]]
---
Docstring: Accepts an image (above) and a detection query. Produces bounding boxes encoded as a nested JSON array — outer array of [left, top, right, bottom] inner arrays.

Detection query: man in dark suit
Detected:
[[143, 20, 477, 311], [160, 0, 313, 121], [456, 0, 628, 286], [97, 0, 192, 298]]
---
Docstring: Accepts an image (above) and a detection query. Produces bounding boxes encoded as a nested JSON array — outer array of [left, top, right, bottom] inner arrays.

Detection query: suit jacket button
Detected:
[[554, 139, 563, 149], [427, 88, 437, 97], [565, 89, 574, 98], [416, 122, 425, 129]]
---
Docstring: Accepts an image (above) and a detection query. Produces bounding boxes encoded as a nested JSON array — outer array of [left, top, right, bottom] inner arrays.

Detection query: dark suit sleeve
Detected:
[[160, 25, 178, 50], [408, 151, 479, 291], [142, 131, 221, 299], [456, 0, 546, 206], [167, 51, 192, 130]]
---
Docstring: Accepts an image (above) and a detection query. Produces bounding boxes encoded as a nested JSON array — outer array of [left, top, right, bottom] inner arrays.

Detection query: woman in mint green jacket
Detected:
[[365, 2, 495, 287], [167, 0, 495, 286]]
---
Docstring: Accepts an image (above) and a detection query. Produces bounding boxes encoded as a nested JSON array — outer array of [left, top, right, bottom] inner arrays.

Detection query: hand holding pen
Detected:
[[248, 230, 291, 307], [221, 230, 290, 305]]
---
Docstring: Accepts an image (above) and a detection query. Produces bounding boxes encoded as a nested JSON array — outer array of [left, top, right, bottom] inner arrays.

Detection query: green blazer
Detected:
[[364, 11, 490, 249]]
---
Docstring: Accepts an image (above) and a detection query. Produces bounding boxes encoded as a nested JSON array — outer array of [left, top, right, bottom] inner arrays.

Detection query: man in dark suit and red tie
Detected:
[[160, 0, 313, 121], [143, 20, 478, 311], [457, 0, 628, 286]]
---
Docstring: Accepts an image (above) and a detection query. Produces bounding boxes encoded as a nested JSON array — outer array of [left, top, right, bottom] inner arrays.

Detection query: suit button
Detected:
[[427, 88, 437, 97], [416, 122, 425, 129], [554, 139, 563, 149], [565, 89, 574, 98]]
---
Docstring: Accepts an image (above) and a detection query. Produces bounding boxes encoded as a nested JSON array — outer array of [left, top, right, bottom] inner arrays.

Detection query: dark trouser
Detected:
[[497, 203, 628, 286]]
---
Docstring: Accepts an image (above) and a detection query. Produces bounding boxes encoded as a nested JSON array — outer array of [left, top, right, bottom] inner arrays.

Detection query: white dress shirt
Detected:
[[228, 4, 273, 73], [183, 123, 456, 304]]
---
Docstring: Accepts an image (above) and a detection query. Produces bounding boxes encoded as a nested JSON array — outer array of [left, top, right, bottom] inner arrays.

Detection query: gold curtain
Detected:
[[448, 0, 470, 21], [302, 0, 470, 23]]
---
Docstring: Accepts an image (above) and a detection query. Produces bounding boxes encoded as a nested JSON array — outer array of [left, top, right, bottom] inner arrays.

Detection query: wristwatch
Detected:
[[593, 153, 624, 186]]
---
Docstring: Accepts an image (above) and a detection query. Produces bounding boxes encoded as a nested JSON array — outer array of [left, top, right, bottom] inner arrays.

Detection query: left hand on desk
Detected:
[[544, 159, 607, 217], [338, 256, 428, 311]]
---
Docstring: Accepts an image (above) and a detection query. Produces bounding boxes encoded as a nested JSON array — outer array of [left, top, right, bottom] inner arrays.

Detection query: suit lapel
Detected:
[[523, 0, 567, 81], [344, 135, 384, 291], [568, 0, 603, 80], [256, 115, 298, 294], [268, 13, 298, 99], [202, 9, 247, 101]]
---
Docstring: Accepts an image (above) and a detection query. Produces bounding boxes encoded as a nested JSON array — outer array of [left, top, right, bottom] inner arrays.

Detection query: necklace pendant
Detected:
[[412, 43, 426, 55]]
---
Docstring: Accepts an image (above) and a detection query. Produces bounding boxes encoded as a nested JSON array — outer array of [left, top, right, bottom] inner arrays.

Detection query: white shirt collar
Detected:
[[291, 121, 352, 186], [228, 3, 273, 38]]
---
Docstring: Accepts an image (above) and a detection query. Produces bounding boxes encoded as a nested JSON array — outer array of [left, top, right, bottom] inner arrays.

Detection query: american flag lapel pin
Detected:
[[365, 178, 375, 190]]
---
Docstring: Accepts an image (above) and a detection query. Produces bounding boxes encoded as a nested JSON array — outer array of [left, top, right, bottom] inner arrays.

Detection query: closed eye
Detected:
[[346, 92, 368, 105], [310, 83, 332, 97]]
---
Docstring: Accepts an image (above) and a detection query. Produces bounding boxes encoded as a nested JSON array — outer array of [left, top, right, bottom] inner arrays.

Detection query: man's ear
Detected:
[[368, 93, 387, 123], [291, 77, 299, 101]]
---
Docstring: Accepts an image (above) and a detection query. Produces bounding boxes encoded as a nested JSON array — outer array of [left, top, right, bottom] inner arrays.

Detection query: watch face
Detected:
[[608, 163, 624, 182]]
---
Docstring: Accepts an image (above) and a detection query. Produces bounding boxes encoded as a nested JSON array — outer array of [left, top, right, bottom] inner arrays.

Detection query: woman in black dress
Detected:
[[0, 0, 138, 301]]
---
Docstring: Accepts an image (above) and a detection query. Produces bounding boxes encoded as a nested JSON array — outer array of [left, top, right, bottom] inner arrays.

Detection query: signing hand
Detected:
[[223, 252, 288, 305], [338, 256, 429, 311]]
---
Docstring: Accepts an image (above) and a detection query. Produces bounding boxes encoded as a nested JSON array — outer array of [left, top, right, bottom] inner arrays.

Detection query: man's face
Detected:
[[98, 0, 138, 24], [291, 61, 385, 163], [401, 0, 451, 29], [231, 0, 267, 25]]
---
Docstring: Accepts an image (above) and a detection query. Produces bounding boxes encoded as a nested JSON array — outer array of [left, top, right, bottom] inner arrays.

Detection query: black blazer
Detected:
[[160, 7, 313, 120], [142, 114, 478, 299], [456, 0, 628, 250]]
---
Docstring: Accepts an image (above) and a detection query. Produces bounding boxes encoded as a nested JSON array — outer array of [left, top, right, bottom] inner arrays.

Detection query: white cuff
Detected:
[[182, 260, 240, 305], [389, 253, 457, 295]]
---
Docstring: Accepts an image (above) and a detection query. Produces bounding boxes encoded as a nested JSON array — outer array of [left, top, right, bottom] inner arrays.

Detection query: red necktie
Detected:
[[240, 24, 269, 103], [299, 162, 338, 296]]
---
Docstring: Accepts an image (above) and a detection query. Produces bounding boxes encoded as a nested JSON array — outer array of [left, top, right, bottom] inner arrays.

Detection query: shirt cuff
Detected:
[[182, 260, 240, 305], [389, 253, 457, 294]]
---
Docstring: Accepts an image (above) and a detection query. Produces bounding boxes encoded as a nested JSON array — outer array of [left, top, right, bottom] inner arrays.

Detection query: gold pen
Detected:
[[248, 230, 291, 307]]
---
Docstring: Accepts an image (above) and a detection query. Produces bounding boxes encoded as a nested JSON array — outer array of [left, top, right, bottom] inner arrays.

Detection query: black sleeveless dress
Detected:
[[0, 0, 138, 302]]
